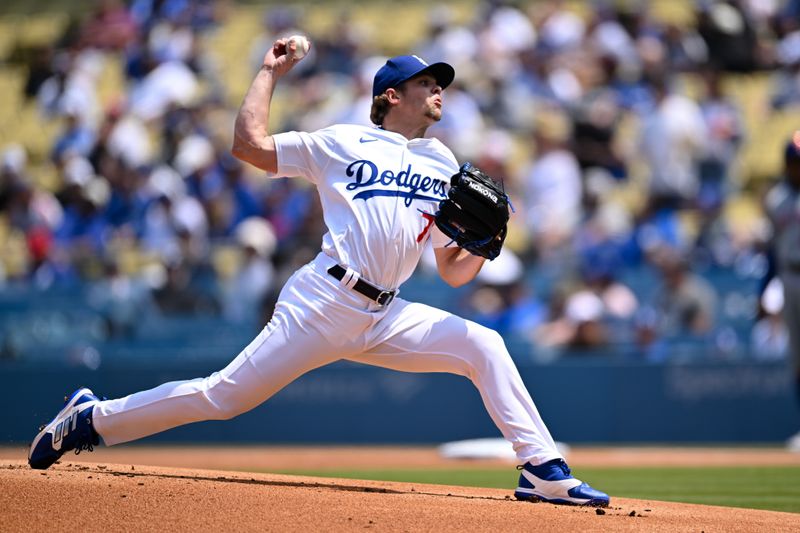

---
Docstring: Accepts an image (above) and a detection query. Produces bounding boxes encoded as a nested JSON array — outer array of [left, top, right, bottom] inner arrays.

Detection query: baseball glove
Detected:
[[435, 163, 510, 260]]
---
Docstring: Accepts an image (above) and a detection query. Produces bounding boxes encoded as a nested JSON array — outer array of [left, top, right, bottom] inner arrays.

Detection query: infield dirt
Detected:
[[1, 446, 799, 532]]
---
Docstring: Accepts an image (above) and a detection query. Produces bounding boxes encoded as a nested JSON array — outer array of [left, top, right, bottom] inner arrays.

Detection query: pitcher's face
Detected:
[[396, 74, 443, 124]]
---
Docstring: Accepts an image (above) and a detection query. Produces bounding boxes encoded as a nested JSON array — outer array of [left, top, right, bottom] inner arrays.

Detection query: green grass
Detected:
[[275, 466, 800, 514]]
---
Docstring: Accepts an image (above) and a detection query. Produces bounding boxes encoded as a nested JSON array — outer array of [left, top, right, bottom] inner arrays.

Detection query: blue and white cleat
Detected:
[[515, 459, 610, 507], [28, 388, 101, 470]]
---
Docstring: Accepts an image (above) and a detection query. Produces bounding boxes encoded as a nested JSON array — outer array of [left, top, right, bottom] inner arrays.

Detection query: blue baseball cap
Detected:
[[372, 55, 455, 97]]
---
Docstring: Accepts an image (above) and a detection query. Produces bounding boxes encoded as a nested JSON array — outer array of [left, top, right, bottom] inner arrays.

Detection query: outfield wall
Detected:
[[2, 359, 797, 445]]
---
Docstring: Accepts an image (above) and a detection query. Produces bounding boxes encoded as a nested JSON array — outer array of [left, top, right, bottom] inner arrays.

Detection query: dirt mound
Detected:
[[2, 460, 798, 532]]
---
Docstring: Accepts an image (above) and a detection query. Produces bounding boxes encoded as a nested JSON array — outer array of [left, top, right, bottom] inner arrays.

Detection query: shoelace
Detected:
[[74, 442, 94, 455], [516, 459, 573, 476], [555, 459, 572, 476], [73, 420, 99, 456], [73, 407, 101, 456]]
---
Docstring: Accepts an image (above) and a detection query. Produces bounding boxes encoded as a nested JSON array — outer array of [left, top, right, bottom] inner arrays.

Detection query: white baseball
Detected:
[[286, 35, 310, 60]]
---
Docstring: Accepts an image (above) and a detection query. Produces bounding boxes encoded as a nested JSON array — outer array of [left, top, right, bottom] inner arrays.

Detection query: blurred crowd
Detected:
[[2, 0, 800, 363]]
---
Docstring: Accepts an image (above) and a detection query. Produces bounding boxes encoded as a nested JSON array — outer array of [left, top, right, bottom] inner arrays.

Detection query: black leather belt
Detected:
[[327, 264, 396, 306]]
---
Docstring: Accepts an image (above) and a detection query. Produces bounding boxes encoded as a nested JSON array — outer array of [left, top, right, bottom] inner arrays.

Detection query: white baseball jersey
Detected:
[[273, 124, 457, 289], [92, 124, 562, 468]]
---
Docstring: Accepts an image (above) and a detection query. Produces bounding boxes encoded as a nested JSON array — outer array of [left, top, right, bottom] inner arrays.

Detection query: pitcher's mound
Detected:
[[2, 461, 797, 532]]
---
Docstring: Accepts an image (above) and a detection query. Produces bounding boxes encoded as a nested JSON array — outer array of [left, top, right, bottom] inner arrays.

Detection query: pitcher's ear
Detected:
[[385, 87, 401, 103]]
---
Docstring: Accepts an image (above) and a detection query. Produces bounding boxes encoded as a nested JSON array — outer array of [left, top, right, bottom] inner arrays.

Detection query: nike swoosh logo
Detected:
[[359, 137, 378, 143]]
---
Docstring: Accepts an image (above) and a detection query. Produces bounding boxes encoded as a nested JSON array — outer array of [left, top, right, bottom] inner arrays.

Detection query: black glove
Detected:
[[434, 163, 510, 260]]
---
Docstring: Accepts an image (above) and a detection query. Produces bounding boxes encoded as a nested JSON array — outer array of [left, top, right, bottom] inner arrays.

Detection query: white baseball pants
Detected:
[[93, 253, 562, 465]]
